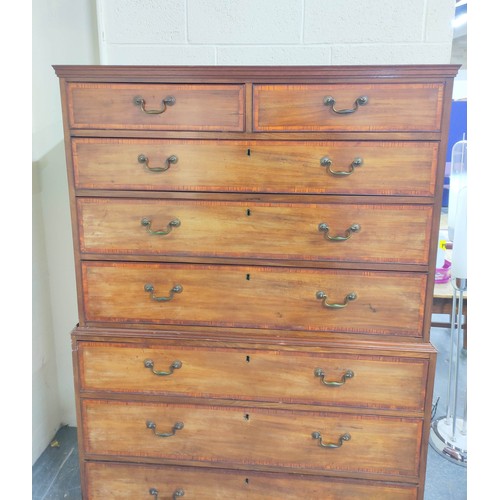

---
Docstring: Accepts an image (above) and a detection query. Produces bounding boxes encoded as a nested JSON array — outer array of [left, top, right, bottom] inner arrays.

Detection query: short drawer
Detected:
[[81, 262, 427, 338], [82, 399, 423, 480], [78, 341, 429, 412], [66, 83, 245, 131], [71, 138, 439, 197], [254, 83, 444, 132], [77, 198, 433, 265], [85, 461, 419, 499]]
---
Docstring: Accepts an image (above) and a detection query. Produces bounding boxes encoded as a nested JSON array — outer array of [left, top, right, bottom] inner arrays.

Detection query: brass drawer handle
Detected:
[[315, 368, 354, 386], [134, 95, 176, 114], [316, 291, 357, 309], [320, 156, 363, 177], [149, 488, 184, 500], [144, 359, 182, 376], [318, 223, 361, 241], [138, 154, 178, 172], [144, 283, 183, 302], [141, 217, 181, 236], [146, 420, 184, 438], [312, 431, 351, 448], [323, 95, 368, 115], [149, 487, 185, 499]]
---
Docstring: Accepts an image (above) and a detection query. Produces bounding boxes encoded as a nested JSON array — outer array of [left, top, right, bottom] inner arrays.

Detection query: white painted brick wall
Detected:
[[104, 0, 186, 43], [97, 0, 456, 65], [304, 0, 424, 44], [188, 0, 303, 44]]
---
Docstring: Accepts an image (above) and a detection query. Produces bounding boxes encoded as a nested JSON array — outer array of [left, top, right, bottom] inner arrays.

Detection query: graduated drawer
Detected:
[[253, 83, 444, 132], [82, 399, 423, 480], [78, 341, 429, 412], [72, 138, 439, 197], [85, 461, 419, 499], [65, 83, 245, 131], [77, 198, 433, 266], [81, 262, 427, 337]]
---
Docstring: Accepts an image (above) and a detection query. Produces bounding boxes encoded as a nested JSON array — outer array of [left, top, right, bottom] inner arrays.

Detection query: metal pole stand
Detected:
[[429, 277, 467, 466]]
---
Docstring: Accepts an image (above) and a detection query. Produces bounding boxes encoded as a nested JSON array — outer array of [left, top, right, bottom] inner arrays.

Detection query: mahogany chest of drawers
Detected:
[[54, 64, 458, 499]]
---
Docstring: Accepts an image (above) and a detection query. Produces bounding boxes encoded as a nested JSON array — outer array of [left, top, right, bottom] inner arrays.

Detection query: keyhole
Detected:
[[246, 209, 251, 216], [246, 274, 251, 280], [244, 413, 250, 421], [245, 478, 250, 484], [247, 148, 251, 156], [246, 355, 251, 362]]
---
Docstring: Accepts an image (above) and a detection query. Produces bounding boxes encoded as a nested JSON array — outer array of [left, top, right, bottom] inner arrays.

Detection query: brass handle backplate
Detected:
[[318, 222, 360, 241], [144, 359, 182, 376], [315, 368, 354, 386], [149, 488, 185, 499], [146, 420, 184, 438], [323, 95, 368, 114], [312, 431, 351, 448], [144, 283, 183, 302], [138, 154, 178, 172], [320, 156, 363, 177], [316, 291, 357, 309], [141, 217, 181, 235], [134, 95, 176, 114]]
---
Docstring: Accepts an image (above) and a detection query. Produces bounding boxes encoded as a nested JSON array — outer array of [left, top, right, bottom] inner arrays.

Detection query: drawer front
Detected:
[[78, 198, 433, 265], [78, 341, 428, 411], [66, 83, 245, 131], [85, 461, 419, 499], [72, 138, 439, 197], [82, 399, 422, 479], [254, 84, 444, 132], [82, 262, 427, 337]]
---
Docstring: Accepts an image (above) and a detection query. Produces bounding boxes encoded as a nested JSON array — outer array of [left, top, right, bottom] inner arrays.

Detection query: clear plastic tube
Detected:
[[448, 138, 467, 242]]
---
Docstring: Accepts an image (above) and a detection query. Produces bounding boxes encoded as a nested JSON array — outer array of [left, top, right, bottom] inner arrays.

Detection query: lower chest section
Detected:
[[74, 332, 435, 496]]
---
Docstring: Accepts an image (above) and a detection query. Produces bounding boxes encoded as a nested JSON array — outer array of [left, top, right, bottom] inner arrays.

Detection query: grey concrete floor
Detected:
[[32, 326, 467, 499], [32, 425, 80, 499]]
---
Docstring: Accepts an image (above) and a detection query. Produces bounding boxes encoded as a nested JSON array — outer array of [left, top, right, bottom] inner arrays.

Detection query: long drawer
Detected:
[[81, 262, 427, 337], [77, 198, 433, 265], [85, 461, 419, 499], [66, 83, 245, 131], [253, 83, 444, 132], [77, 341, 429, 412], [71, 138, 439, 197], [82, 399, 423, 480]]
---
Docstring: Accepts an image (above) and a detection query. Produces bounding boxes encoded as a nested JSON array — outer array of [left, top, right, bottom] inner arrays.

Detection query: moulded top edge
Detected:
[[71, 325, 437, 354], [53, 64, 461, 82]]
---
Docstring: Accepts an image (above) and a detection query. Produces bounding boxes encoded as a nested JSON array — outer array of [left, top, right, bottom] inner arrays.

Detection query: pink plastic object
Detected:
[[435, 259, 451, 284]]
